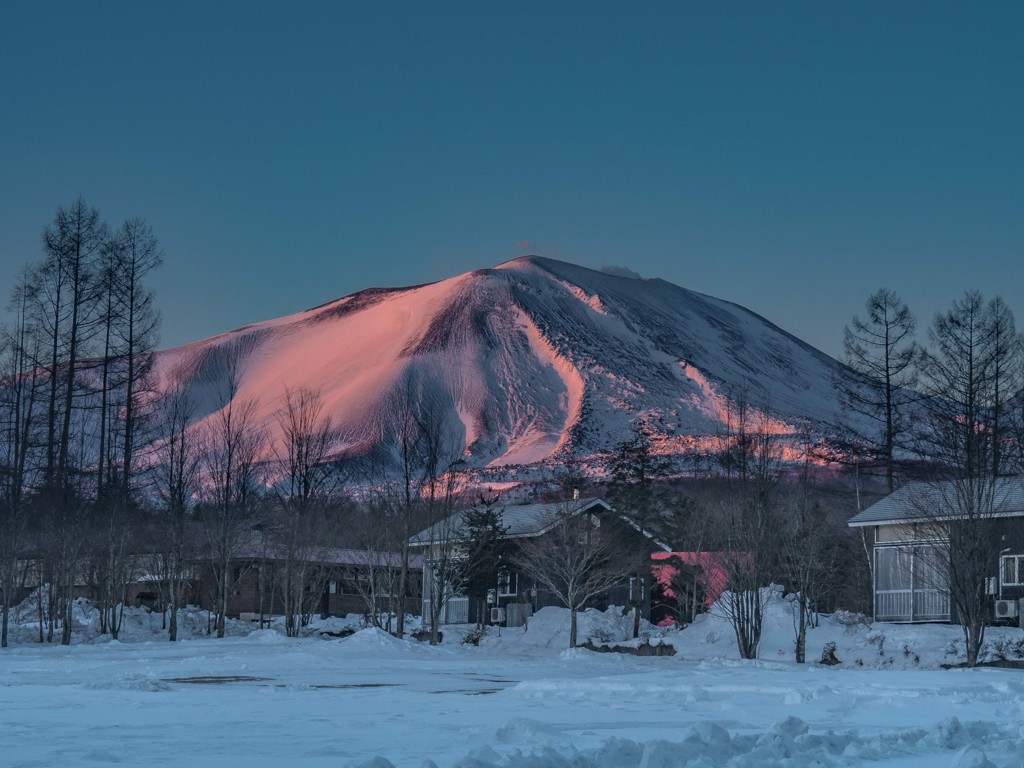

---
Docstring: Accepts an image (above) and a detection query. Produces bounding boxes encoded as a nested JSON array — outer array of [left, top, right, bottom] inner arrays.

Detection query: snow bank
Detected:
[[347, 715, 1024, 768], [338, 627, 420, 656], [661, 586, 1024, 669]]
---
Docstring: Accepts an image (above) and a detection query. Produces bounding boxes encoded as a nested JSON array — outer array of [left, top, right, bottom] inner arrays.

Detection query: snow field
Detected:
[[2, 596, 1024, 767]]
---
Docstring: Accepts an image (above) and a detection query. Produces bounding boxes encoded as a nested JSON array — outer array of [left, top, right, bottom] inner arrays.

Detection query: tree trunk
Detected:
[[217, 566, 228, 638], [632, 585, 642, 639], [396, 539, 409, 638], [795, 598, 807, 664], [168, 578, 178, 642], [61, 591, 72, 645]]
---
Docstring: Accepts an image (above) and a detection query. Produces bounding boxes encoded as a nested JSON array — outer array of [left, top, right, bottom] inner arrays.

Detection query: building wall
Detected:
[[421, 507, 662, 627], [870, 517, 1024, 625], [195, 560, 422, 620]]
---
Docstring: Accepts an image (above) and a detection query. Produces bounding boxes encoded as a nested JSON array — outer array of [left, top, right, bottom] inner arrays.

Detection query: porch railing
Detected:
[[876, 589, 949, 622]]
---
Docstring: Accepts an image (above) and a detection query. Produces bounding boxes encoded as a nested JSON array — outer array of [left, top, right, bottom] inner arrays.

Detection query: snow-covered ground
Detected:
[[3, 595, 1024, 767]]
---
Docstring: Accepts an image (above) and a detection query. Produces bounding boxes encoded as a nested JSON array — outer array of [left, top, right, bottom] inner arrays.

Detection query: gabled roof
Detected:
[[409, 496, 671, 552], [234, 539, 424, 569], [409, 497, 612, 545], [848, 477, 1024, 527]]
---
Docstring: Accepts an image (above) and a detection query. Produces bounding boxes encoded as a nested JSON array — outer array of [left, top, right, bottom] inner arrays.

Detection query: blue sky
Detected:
[[2, 2, 1022, 356]]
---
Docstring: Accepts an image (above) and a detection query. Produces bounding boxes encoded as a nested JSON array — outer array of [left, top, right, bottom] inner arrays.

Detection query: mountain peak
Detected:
[[154, 257, 849, 477]]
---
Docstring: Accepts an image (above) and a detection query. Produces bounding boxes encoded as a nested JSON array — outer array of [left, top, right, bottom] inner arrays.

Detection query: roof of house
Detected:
[[848, 477, 1024, 527], [412, 496, 631, 543], [234, 540, 424, 569], [410, 496, 673, 551]]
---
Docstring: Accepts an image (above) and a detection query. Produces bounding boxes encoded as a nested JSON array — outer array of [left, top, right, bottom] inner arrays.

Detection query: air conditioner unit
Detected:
[[994, 599, 1018, 620], [490, 607, 506, 624]]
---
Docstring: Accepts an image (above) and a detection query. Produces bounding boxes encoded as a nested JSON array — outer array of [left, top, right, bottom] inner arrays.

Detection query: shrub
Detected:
[[462, 626, 488, 646], [832, 610, 872, 632], [819, 641, 840, 665]]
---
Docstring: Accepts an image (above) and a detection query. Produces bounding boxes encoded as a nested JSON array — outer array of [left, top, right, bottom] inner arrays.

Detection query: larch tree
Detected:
[[0, 273, 45, 648], [271, 387, 342, 637], [200, 357, 265, 638], [912, 291, 1024, 667], [35, 198, 107, 645], [841, 289, 918, 492], [151, 382, 202, 641]]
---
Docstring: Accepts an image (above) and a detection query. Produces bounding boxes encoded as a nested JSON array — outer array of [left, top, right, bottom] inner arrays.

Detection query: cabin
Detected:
[[5, 538, 422, 626], [848, 478, 1024, 624], [409, 496, 672, 627], [192, 545, 423, 621]]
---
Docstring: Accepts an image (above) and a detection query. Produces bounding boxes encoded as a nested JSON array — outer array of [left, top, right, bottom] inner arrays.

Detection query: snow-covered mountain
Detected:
[[154, 256, 851, 474]]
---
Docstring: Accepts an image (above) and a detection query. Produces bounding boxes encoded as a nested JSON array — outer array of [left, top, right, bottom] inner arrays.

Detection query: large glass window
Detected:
[[875, 547, 912, 591], [874, 544, 949, 622]]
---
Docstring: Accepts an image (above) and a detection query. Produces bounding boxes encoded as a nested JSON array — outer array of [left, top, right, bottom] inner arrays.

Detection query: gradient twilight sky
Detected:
[[2, 2, 1022, 358]]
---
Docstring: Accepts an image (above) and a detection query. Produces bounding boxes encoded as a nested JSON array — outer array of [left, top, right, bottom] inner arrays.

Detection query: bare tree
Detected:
[[909, 292, 1024, 666], [200, 360, 264, 638], [422, 461, 468, 644], [30, 199, 108, 645], [388, 377, 426, 638], [711, 397, 784, 660], [376, 371, 462, 637], [980, 296, 1022, 477], [841, 289, 918, 491], [270, 387, 342, 637], [347, 499, 406, 631], [151, 382, 202, 641], [710, 499, 776, 660], [514, 502, 625, 648], [0, 201, 167, 646], [778, 493, 844, 664], [0, 273, 45, 648]]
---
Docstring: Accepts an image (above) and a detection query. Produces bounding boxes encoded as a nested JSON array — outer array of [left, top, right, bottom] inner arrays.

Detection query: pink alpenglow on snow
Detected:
[[149, 256, 862, 474]]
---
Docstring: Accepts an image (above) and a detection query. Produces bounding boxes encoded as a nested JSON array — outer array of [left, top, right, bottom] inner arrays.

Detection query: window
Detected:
[[874, 544, 949, 622], [497, 570, 518, 597], [339, 568, 361, 595], [1002, 555, 1024, 586]]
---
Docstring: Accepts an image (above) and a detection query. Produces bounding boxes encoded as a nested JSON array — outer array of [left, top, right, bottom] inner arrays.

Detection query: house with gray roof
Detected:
[[849, 478, 1024, 624], [410, 496, 671, 627]]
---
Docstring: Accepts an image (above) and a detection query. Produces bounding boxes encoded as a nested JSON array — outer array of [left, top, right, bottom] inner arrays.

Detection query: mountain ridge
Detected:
[[153, 256, 852, 474]]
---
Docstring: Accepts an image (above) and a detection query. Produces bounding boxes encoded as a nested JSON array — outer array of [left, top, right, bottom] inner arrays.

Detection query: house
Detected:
[[191, 545, 423, 621], [848, 478, 1024, 624], [409, 496, 672, 627], [7, 536, 422, 625]]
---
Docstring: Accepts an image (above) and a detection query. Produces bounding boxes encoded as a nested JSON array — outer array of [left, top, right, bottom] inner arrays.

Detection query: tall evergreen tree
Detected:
[[455, 497, 513, 628], [606, 424, 671, 638]]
